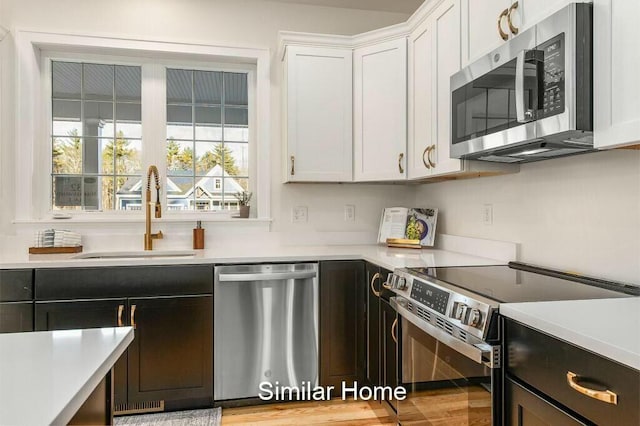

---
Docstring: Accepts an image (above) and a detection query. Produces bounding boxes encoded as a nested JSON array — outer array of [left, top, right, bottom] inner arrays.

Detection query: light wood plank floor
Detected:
[[221, 399, 396, 425]]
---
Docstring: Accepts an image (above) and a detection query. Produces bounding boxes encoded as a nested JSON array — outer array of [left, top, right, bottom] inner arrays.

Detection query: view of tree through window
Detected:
[[164, 69, 249, 211], [51, 61, 142, 211]]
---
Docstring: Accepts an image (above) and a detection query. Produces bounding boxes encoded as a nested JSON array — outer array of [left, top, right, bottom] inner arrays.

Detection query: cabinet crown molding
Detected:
[[278, 0, 445, 59]]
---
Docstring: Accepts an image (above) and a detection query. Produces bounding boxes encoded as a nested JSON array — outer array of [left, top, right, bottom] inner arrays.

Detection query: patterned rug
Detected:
[[114, 408, 221, 426]]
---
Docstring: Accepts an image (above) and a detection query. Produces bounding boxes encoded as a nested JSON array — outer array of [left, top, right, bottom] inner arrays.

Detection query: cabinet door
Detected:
[[516, 0, 575, 35], [380, 299, 398, 411], [354, 38, 407, 181], [127, 296, 213, 408], [430, 0, 463, 177], [461, 0, 510, 66], [319, 261, 365, 389], [35, 299, 128, 406], [0, 302, 33, 333], [594, 0, 640, 148], [407, 15, 434, 180], [284, 46, 353, 182], [365, 263, 381, 387], [506, 378, 587, 425]]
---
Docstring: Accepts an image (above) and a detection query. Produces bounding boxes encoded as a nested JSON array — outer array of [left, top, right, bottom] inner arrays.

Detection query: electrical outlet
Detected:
[[344, 205, 355, 222], [292, 206, 308, 223], [482, 204, 493, 225]]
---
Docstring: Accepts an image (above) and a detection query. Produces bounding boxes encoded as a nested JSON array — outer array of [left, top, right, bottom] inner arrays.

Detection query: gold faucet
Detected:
[[144, 165, 163, 250]]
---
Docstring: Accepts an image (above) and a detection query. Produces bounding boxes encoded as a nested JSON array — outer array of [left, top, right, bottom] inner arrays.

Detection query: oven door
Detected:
[[392, 298, 498, 425]]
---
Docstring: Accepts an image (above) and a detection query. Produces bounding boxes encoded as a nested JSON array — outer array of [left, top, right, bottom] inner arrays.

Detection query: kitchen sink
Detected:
[[72, 250, 197, 260]]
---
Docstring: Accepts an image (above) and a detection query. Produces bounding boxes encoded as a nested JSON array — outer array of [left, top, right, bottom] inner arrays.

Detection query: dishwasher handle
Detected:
[[218, 270, 317, 282]]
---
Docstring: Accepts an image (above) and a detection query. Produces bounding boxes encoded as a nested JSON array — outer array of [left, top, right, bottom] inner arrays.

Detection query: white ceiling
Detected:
[[266, 0, 424, 14]]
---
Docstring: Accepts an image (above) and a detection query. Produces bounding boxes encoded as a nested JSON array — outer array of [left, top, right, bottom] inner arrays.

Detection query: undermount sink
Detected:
[[72, 250, 197, 260]]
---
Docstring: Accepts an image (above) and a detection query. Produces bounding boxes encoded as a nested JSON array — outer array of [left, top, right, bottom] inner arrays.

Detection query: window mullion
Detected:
[[141, 63, 167, 210]]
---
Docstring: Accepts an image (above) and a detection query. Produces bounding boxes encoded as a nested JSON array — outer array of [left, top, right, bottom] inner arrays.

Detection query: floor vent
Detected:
[[115, 400, 165, 416]]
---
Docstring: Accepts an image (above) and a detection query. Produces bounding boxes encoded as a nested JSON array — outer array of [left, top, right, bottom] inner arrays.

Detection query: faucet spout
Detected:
[[144, 165, 163, 250]]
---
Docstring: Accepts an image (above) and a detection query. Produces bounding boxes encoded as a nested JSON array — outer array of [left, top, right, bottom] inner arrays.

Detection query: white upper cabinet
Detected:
[[283, 45, 353, 182], [354, 38, 407, 182], [408, 0, 462, 179], [407, 16, 434, 180], [461, 0, 572, 67], [594, 0, 640, 148]]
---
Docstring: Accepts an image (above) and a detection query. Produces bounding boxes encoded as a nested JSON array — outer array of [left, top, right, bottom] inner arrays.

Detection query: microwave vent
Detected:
[[477, 155, 523, 163]]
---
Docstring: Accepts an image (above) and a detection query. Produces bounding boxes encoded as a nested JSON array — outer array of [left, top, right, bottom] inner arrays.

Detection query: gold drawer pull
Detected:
[[117, 304, 124, 327], [566, 371, 618, 405], [507, 1, 519, 35], [428, 145, 436, 168], [291, 156, 295, 176], [498, 8, 510, 41], [391, 318, 398, 344], [422, 147, 431, 169], [398, 153, 405, 174], [131, 304, 137, 329], [370, 272, 381, 297]]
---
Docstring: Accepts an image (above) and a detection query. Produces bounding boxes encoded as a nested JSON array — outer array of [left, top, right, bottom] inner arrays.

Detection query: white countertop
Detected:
[[0, 327, 134, 425], [0, 244, 506, 270], [501, 298, 640, 371]]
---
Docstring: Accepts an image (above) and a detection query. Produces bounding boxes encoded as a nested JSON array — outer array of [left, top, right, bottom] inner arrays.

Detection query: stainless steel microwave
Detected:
[[450, 3, 593, 163]]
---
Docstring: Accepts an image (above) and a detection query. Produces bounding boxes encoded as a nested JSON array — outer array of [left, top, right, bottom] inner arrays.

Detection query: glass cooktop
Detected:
[[407, 263, 640, 304]]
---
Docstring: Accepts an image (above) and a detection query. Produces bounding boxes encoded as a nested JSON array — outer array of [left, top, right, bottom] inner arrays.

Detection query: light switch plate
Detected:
[[344, 205, 355, 222], [292, 206, 308, 223], [482, 204, 493, 225]]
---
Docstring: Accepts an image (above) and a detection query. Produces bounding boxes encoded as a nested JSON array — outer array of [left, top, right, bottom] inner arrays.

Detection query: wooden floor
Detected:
[[221, 385, 491, 425], [221, 399, 396, 425]]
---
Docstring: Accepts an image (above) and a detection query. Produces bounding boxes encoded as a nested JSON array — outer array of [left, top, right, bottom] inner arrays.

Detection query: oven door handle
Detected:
[[390, 297, 500, 369]]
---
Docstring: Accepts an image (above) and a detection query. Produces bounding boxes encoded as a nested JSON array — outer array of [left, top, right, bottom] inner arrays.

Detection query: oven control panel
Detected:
[[386, 269, 497, 340], [410, 280, 449, 315]]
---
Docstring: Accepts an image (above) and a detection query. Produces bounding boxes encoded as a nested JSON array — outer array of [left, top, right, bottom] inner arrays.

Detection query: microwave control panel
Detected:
[[539, 33, 565, 118]]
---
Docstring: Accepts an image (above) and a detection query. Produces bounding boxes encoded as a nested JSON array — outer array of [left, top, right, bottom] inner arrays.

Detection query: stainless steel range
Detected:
[[383, 262, 639, 425]]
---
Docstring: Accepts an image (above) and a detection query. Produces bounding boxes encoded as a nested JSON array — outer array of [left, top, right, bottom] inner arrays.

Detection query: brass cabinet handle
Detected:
[[428, 145, 436, 169], [391, 318, 398, 344], [398, 153, 405, 174], [130, 304, 137, 329], [507, 1, 519, 35], [422, 146, 431, 169], [370, 272, 381, 297], [290, 156, 295, 176], [566, 372, 618, 405], [498, 8, 509, 41], [117, 304, 124, 327]]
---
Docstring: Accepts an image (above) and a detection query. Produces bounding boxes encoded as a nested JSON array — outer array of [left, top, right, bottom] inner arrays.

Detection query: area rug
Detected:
[[114, 407, 221, 426]]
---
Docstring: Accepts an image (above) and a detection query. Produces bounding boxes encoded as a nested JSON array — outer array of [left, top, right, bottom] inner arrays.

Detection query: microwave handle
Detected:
[[515, 50, 534, 123]]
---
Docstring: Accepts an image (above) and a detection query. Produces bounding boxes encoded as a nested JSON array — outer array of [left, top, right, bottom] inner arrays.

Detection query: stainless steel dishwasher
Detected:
[[214, 263, 319, 401]]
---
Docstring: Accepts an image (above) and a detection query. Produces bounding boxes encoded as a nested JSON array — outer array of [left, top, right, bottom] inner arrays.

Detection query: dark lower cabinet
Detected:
[[0, 302, 33, 333], [365, 262, 381, 388], [380, 298, 398, 410], [35, 299, 129, 406], [0, 269, 34, 333], [505, 318, 640, 426], [34, 265, 214, 413], [319, 260, 366, 389], [506, 378, 586, 425], [128, 296, 213, 410]]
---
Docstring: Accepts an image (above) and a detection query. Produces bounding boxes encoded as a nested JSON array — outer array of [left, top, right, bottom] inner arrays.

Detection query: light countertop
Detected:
[[0, 244, 506, 270], [501, 298, 640, 371], [0, 327, 134, 425]]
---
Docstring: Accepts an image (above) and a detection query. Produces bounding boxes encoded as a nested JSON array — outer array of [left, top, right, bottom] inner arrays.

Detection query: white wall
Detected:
[[415, 150, 640, 283], [0, 0, 414, 245]]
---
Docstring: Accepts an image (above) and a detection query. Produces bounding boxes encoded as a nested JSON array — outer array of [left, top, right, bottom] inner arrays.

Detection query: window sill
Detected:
[[13, 216, 272, 225]]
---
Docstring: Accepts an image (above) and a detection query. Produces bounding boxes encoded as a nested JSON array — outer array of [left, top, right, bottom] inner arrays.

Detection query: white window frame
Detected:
[[14, 30, 270, 221]]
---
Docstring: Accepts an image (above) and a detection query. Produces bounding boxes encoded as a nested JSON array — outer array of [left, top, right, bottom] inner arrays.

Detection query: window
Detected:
[[165, 69, 249, 212], [49, 59, 252, 214], [51, 62, 142, 211]]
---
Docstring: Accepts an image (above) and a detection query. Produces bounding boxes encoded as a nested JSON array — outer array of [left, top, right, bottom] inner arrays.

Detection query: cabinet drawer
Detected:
[[0, 270, 33, 302], [506, 320, 639, 426], [35, 265, 213, 300]]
